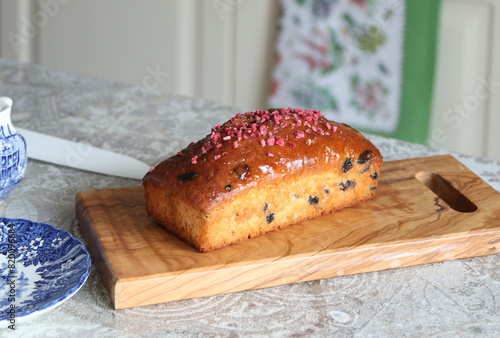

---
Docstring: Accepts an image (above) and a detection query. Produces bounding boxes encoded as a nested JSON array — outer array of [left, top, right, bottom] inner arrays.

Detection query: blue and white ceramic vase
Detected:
[[0, 97, 27, 202]]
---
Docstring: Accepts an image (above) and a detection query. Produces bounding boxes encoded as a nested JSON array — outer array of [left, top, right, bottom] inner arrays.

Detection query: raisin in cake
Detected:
[[143, 108, 383, 252]]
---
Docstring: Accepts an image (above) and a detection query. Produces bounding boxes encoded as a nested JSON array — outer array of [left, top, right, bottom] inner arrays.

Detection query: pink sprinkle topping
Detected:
[[188, 142, 194, 147], [266, 152, 274, 157], [332, 125, 338, 133], [306, 139, 312, 146], [279, 158, 286, 164], [295, 131, 305, 139], [148, 166, 155, 172], [214, 154, 221, 160], [177, 151, 183, 156], [183, 108, 328, 163]]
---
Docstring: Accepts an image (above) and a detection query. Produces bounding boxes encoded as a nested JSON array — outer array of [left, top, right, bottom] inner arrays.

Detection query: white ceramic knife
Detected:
[[17, 127, 150, 180]]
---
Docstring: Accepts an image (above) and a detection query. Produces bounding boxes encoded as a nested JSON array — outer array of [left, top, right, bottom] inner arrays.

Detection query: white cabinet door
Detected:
[[430, 0, 500, 161], [0, 0, 279, 111]]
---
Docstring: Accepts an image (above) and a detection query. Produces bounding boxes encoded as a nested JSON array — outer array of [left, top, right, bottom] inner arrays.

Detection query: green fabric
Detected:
[[362, 0, 441, 145]]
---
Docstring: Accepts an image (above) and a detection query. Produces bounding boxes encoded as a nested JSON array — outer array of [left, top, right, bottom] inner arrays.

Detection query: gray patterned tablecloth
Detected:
[[1, 58, 499, 337]]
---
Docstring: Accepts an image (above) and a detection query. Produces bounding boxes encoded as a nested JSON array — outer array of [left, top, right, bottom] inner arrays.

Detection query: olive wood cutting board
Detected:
[[76, 155, 500, 309]]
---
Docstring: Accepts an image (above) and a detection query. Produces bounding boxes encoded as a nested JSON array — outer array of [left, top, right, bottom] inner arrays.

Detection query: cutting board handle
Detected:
[[415, 171, 478, 213]]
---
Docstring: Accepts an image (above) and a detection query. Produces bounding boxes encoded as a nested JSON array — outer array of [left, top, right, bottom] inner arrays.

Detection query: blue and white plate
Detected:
[[0, 218, 90, 320]]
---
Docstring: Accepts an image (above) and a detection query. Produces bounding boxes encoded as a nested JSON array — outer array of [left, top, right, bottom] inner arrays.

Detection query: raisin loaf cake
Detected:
[[143, 108, 382, 252]]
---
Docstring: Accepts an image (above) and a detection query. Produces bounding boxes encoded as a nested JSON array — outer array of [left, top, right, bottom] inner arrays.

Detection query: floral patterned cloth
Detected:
[[269, 0, 406, 133]]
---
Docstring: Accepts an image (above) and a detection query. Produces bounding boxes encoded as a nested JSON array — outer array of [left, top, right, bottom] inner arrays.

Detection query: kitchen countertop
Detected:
[[1, 58, 499, 337]]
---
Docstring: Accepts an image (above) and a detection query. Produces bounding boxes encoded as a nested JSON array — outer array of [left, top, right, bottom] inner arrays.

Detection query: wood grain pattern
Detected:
[[76, 155, 500, 309]]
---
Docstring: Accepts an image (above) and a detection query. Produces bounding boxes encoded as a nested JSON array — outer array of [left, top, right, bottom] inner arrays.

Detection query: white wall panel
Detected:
[[0, 0, 280, 110], [3, 0, 181, 93], [176, 0, 203, 98], [0, 0, 36, 62], [430, 0, 490, 157], [485, 1, 500, 161], [430, 0, 500, 161], [235, 0, 279, 111], [201, 0, 237, 105]]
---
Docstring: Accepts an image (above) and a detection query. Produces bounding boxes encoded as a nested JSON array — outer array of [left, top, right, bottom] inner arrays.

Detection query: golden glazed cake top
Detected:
[[143, 108, 383, 213]]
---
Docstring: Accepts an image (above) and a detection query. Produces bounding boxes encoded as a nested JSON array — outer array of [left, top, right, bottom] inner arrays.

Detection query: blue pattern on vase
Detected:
[[0, 97, 27, 202]]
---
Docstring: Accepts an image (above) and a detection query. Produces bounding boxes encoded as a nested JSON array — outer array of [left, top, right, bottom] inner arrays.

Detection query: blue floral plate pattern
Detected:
[[0, 218, 90, 320]]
